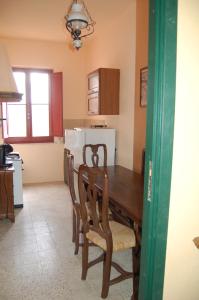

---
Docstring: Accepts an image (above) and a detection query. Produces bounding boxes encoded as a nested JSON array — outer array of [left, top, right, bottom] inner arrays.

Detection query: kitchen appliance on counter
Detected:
[[0, 144, 13, 167], [64, 128, 116, 183]]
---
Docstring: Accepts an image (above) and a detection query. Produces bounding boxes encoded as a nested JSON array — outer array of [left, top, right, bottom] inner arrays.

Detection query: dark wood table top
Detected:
[[74, 164, 144, 226], [103, 165, 143, 300], [98, 165, 144, 226]]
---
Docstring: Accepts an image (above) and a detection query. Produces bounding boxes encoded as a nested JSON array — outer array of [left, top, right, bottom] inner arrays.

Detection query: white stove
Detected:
[[6, 155, 23, 208]]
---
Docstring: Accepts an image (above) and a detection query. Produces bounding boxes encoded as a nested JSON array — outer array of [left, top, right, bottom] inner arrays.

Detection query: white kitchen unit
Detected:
[[64, 128, 116, 167], [12, 157, 23, 207], [6, 155, 23, 207]]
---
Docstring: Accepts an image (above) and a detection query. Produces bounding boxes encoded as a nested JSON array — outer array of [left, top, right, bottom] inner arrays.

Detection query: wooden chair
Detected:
[[83, 143, 113, 218], [78, 164, 136, 298], [66, 153, 82, 255], [83, 144, 107, 167]]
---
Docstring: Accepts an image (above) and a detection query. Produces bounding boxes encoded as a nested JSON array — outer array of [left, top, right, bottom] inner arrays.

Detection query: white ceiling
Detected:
[[0, 0, 130, 42]]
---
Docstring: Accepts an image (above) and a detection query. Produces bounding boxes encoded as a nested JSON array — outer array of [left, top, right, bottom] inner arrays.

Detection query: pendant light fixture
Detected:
[[65, 0, 95, 50]]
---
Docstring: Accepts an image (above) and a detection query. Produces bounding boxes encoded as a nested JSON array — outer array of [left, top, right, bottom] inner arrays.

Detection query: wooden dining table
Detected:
[[75, 163, 144, 300], [102, 165, 143, 225], [92, 164, 144, 300]]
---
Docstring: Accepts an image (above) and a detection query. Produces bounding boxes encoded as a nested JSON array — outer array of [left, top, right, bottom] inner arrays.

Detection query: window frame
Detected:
[[3, 67, 54, 144]]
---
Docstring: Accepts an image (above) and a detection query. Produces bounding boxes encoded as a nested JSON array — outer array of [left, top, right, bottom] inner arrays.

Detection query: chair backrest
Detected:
[[78, 164, 111, 241], [66, 153, 79, 205], [83, 144, 107, 167]]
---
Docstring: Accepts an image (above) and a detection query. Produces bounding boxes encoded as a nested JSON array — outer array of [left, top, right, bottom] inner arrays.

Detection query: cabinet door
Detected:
[[87, 68, 120, 115], [88, 93, 99, 115], [88, 72, 99, 93], [0, 170, 14, 222], [100, 68, 120, 115]]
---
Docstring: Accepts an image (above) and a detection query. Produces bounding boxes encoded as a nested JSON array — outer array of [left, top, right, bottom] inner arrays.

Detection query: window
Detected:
[[3, 68, 63, 143]]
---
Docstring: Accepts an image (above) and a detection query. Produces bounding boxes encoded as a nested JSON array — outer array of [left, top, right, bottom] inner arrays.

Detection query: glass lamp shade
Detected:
[[0, 44, 22, 102], [65, 0, 95, 50], [73, 39, 82, 49], [67, 3, 88, 30]]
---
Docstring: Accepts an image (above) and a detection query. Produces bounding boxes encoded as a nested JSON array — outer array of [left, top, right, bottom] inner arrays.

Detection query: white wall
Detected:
[[163, 1, 199, 299], [84, 1, 136, 168]]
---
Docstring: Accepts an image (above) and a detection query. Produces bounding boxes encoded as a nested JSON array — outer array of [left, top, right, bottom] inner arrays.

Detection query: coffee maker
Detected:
[[0, 144, 13, 167]]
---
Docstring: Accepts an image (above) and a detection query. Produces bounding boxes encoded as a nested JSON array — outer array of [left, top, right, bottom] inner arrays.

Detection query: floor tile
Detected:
[[0, 182, 133, 300]]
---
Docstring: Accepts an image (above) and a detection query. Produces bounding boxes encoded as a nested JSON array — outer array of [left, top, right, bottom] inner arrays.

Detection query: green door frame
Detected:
[[139, 1, 178, 299]]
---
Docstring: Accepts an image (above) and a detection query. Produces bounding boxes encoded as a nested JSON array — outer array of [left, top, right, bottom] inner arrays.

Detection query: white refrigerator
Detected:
[[64, 128, 116, 167]]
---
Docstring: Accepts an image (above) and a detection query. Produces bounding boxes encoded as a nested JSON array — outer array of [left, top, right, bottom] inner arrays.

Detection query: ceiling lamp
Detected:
[[65, 0, 95, 50], [0, 44, 22, 102]]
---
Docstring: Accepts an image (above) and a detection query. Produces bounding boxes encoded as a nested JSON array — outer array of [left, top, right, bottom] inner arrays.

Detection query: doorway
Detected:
[[138, 1, 178, 299]]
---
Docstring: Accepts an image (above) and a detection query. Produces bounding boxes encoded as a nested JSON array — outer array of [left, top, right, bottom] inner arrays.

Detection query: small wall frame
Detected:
[[140, 67, 148, 107]]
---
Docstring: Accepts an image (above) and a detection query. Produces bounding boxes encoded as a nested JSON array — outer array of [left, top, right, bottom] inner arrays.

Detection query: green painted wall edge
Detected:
[[139, 1, 178, 300]]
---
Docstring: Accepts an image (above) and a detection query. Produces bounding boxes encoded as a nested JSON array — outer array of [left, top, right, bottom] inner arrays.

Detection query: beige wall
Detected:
[[84, 0, 136, 168], [163, 1, 199, 299], [15, 143, 63, 184], [133, 0, 148, 173], [0, 38, 87, 119], [0, 0, 137, 182], [0, 38, 87, 183]]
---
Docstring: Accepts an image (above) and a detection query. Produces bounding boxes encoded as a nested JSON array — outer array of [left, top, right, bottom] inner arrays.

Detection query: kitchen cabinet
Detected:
[[88, 68, 120, 115], [0, 167, 15, 222]]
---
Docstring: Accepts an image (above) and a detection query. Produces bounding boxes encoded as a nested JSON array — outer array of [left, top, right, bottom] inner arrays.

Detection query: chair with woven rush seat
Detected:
[[66, 153, 82, 255], [78, 164, 136, 298], [83, 144, 107, 167]]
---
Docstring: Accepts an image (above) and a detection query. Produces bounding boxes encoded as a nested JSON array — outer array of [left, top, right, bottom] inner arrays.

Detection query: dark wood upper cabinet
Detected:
[[88, 68, 120, 115]]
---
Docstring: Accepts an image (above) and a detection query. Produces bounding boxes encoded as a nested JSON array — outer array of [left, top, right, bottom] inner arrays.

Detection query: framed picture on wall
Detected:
[[140, 67, 148, 107]]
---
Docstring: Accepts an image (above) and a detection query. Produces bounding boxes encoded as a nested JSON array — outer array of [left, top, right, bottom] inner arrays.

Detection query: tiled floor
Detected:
[[0, 182, 132, 300]]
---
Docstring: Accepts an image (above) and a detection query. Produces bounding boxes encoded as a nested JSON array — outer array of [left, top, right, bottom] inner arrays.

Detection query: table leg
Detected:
[[132, 223, 142, 300], [132, 244, 141, 300]]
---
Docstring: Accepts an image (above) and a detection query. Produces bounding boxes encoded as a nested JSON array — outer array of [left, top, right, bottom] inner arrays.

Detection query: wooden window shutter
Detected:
[[51, 72, 63, 137]]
